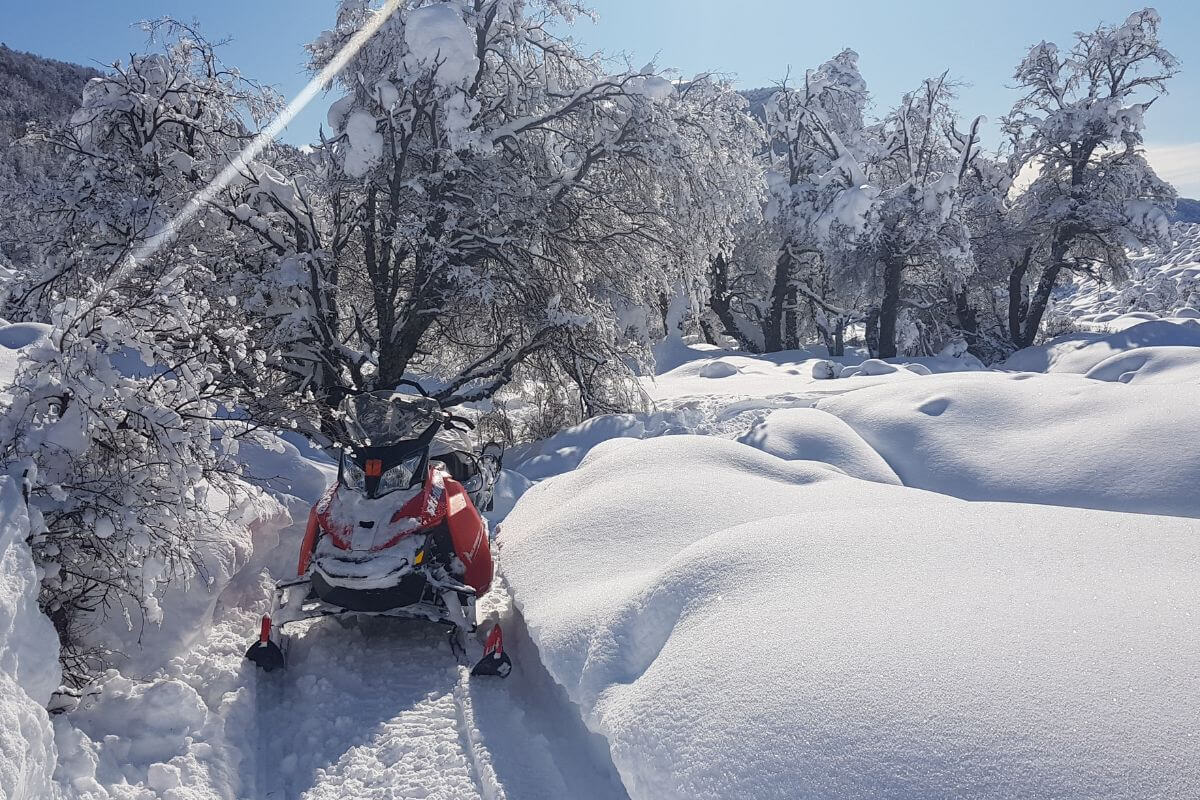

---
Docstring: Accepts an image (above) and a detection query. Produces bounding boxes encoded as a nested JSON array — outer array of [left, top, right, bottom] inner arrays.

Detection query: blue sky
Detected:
[[4, 1, 1197, 193]]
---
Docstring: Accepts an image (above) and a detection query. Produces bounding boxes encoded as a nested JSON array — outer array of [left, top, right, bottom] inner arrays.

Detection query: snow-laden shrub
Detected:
[[0, 294, 257, 685]]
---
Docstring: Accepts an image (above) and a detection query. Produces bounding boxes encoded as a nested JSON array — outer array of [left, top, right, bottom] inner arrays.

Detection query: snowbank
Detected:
[[1002, 319, 1200, 373], [0, 476, 62, 800], [1084, 345, 1200, 384], [649, 345, 984, 406], [500, 435, 1200, 800], [738, 407, 900, 485], [513, 411, 691, 481], [0, 322, 50, 387], [815, 371, 1200, 517]]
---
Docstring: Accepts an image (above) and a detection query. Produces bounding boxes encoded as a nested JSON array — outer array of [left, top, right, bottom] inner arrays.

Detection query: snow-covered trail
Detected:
[[244, 586, 628, 800], [253, 618, 485, 800]]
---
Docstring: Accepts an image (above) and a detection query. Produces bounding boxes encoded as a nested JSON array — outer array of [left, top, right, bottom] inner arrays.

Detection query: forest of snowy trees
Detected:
[[0, 2, 1183, 681]]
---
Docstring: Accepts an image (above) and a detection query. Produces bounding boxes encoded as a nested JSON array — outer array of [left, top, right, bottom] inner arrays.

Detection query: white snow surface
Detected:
[[499, 434, 1200, 800], [0, 477, 61, 800], [1084, 345, 1200, 384], [814, 371, 1200, 517], [404, 2, 479, 87], [738, 407, 900, 485], [1002, 318, 1200, 373]]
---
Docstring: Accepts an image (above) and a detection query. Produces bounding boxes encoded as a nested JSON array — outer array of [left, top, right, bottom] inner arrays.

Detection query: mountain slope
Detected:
[[0, 43, 99, 144]]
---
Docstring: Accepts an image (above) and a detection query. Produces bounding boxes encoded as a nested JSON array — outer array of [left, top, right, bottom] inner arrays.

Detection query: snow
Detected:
[[512, 412, 691, 482], [326, 94, 355, 133], [696, 359, 738, 378], [815, 371, 1200, 517], [626, 75, 675, 101], [0, 322, 52, 350], [738, 407, 900, 485], [83, 482, 281, 678], [1002, 318, 1200, 373], [342, 109, 384, 179], [0, 322, 51, 388], [0, 477, 61, 800], [1084, 345, 1200, 384], [499, 433, 1200, 800], [12, 284, 1198, 799], [404, 3, 479, 88]]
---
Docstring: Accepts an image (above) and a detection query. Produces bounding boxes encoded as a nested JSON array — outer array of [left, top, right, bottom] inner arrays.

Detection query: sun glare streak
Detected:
[[109, 0, 401, 291]]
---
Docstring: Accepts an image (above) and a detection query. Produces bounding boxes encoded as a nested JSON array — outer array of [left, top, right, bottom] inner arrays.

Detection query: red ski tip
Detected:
[[483, 624, 504, 657], [259, 615, 272, 644], [472, 624, 512, 678]]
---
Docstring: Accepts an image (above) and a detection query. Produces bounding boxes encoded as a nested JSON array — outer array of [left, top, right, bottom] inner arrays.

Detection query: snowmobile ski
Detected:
[[245, 614, 286, 672], [470, 624, 513, 678]]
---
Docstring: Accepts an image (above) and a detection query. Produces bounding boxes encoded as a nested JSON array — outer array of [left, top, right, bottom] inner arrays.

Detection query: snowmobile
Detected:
[[245, 383, 512, 678]]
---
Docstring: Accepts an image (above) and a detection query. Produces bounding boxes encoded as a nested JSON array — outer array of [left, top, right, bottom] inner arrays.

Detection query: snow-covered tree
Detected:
[[0, 23, 283, 682], [278, 0, 760, 413], [755, 50, 872, 354], [1003, 8, 1178, 347], [866, 75, 981, 358]]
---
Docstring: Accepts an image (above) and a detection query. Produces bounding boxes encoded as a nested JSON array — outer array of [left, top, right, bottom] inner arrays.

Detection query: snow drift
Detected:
[[1002, 318, 1200, 374], [0, 477, 61, 800], [737, 407, 900, 485], [814, 370, 1200, 518], [500, 434, 1200, 800], [1084, 345, 1200, 384]]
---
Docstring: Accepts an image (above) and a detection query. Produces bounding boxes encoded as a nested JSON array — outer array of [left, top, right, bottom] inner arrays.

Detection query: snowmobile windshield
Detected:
[[339, 391, 441, 447]]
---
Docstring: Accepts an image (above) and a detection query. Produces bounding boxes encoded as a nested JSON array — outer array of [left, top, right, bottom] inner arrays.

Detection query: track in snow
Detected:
[[251, 605, 628, 800]]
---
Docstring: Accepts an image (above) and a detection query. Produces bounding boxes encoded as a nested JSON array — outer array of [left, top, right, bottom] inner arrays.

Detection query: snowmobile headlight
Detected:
[[378, 453, 423, 496], [341, 459, 367, 492]]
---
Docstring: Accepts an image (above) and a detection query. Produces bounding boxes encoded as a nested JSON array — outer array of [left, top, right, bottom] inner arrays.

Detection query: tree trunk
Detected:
[[1007, 247, 1032, 345], [816, 320, 834, 353], [1020, 234, 1069, 348], [698, 317, 720, 346], [865, 308, 880, 358], [657, 292, 671, 338], [707, 253, 761, 353], [833, 323, 844, 357], [952, 286, 979, 354], [763, 246, 793, 352], [783, 284, 799, 351], [876, 256, 903, 359]]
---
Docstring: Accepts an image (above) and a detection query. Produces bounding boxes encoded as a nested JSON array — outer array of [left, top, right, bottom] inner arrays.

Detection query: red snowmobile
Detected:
[[245, 384, 512, 678]]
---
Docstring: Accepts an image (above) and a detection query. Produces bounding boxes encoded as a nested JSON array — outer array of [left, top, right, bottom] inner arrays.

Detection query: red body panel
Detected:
[[444, 477, 492, 596], [297, 506, 321, 577]]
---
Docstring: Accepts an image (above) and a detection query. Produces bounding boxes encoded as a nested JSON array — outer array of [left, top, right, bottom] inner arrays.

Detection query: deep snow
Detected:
[[499, 434, 1200, 800], [3, 297, 1200, 798], [0, 476, 61, 800]]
